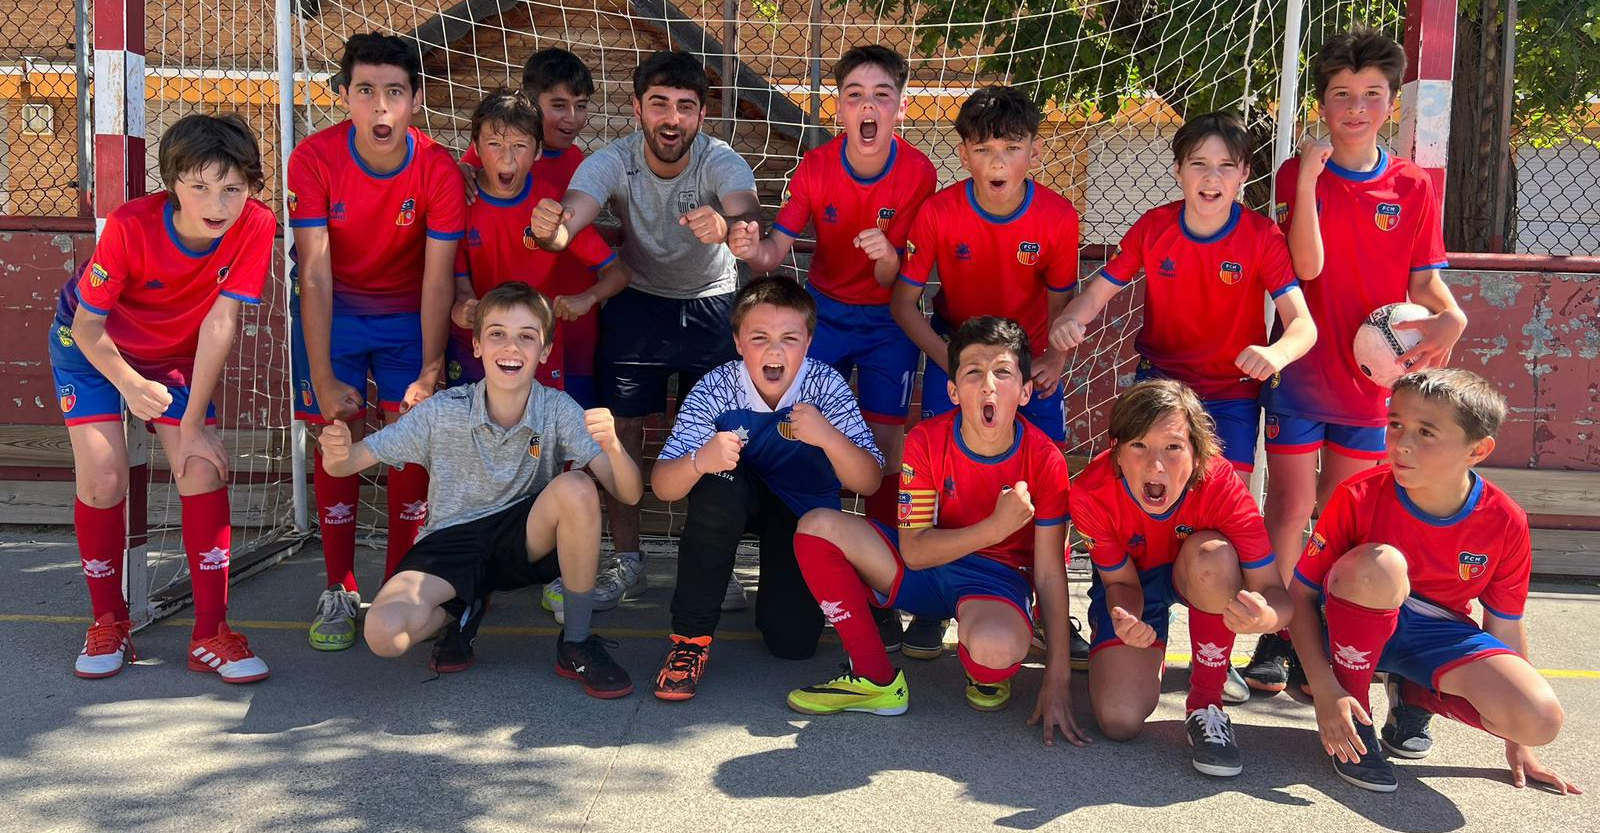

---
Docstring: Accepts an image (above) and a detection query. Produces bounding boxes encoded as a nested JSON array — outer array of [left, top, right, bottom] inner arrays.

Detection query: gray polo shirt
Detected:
[[362, 382, 601, 538], [567, 131, 756, 299]]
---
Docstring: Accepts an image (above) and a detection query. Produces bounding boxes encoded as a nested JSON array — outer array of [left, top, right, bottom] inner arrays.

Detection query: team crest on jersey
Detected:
[[781, 185, 791, 203], [1219, 261, 1243, 285], [1309, 531, 1327, 552], [89, 262, 109, 288], [876, 207, 896, 230], [904, 240, 916, 258], [58, 384, 76, 413], [1264, 413, 1280, 439], [1017, 241, 1041, 266], [901, 463, 915, 486], [677, 190, 699, 215], [1458, 551, 1489, 581], [522, 226, 539, 250], [776, 413, 799, 441], [1273, 201, 1289, 223], [396, 198, 417, 227], [287, 190, 298, 212], [1375, 202, 1401, 231], [897, 491, 913, 522], [299, 380, 314, 408], [822, 204, 839, 224], [528, 432, 542, 459], [55, 324, 74, 348], [955, 243, 973, 261], [216, 265, 230, 285], [1175, 524, 1195, 540]]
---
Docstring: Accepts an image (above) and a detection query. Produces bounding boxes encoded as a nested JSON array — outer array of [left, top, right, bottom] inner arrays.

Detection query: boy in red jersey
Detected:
[[1051, 112, 1317, 478], [53, 114, 275, 682], [1289, 369, 1578, 795], [1247, 30, 1468, 693], [288, 33, 467, 652], [785, 318, 1087, 746], [447, 90, 631, 394], [1070, 380, 1291, 777]]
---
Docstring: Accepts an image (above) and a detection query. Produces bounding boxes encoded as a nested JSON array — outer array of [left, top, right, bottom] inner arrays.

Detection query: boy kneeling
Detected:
[[318, 282, 643, 697]]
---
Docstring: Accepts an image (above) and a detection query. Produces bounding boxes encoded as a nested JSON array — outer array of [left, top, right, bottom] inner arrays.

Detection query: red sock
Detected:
[[1324, 594, 1399, 711], [181, 488, 232, 640], [863, 474, 900, 529], [1186, 608, 1237, 712], [76, 499, 129, 621], [794, 532, 895, 685], [1399, 678, 1494, 736], [384, 463, 429, 579], [314, 447, 361, 591], [957, 642, 1020, 684]]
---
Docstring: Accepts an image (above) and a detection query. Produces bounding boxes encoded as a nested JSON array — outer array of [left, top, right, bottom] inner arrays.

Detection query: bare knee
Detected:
[[548, 470, 599, 517], [797, 508, 850, 540], [363, 607, 409, 658], [174, 458, 224, 495], [78, 467, 128, 508], [1095, 702, 1152, 741], [1325, 544, 1408, 608], [961, 622, 1029, 670], [1506, 695, 1566, 747], [1177, 533, 1245, 613]]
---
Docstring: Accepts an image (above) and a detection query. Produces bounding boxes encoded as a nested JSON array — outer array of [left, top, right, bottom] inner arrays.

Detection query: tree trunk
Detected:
[[1445, 0, 1517, 252]]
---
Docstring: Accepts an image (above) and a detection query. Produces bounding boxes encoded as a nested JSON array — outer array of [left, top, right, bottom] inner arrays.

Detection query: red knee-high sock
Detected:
[[1324, 594, 1399, 711], [384, 463, 429, 579], [76, 499, 129, 621], [794, 532, 895, 685], [1399, 678, 1494, 736], [313, 447, 361, 591], [863, 474, 900, 530], [957, 642, 1020, 684], [1186, 609, 1238, 711], [182, 488, 232, 640]]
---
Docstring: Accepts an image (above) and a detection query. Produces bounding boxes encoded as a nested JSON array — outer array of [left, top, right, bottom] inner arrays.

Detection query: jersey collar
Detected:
[[1395, 470, 1484, 527], [542, 148, 565, 159], [1326, 147, 1389, 182], [840, 136, 898, 185], [736, 358, 811, 413], [468, 380, 543, 433], [164, 201, 223, 259], [965, 179, 1034, 225], [477, 173, 535, 208], [1179, 202, 1241, 244], [346, 123, 417, 180], [1120, 476, 1190, 522], [953, 413, 1023, 464]]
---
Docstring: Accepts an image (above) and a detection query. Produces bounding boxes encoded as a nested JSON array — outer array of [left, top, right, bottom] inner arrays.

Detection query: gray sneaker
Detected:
[[721, 573, 749, 612], [1186, 704, 1243, 777], [1223, 665, 1251, 705], [593, 553, 647, 609], [308, 587, 361, 651]]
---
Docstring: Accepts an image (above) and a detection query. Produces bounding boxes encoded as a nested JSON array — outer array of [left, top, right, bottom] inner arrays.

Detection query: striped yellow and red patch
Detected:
[[898, 489, 937, 529]]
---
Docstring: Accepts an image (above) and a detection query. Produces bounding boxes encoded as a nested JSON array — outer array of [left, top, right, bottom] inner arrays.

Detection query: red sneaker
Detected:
[[75, 613, 134, 679], [188, 623, 270, 684]]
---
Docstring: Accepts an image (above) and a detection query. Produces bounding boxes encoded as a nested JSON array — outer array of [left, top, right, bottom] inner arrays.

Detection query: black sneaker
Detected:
[[1332, 720, 1399, 792], [1186, 704, 1243, 777], [874, 607, 905, 654], [1241, 632, 1290, 693], [555, 632, 634, 699], [1028, 616, 1092, 670], [901, 615, 946, 660], [430, 596, 489, 674], [1381, 674, 1435, 759]]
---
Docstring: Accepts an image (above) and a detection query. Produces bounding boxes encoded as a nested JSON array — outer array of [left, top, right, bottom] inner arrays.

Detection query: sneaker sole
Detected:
[[189, 664, 270, 684], [787, 698, 907, 717], [1245, 678, 1288, 693], [901, 644, 944, 660], [1192, 759, 1244, 778], [653, 687, 696, 701], [1333, 765, 1399, 792], [1070, 657, 1090, 672], [308, 631, 356, 651], [431, 656, 476, 674], [1379, 737, 1433, 760], [555, 665, 634, 699], [74, 663, 127, 680], [966, 698, 1009, 712]]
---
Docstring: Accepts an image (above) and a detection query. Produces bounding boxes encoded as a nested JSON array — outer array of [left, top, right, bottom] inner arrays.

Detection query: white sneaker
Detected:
[[592, 553, 647, 610], [1223, 665, 1251, 705], [75, 613, 134, 679], [542, 578, 567, 625], [189, 623, 270, 684], [721, 573, 749, 612]]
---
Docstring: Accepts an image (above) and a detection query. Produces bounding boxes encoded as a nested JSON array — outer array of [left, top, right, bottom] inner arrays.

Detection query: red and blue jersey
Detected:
[[1295, 466, 1531, 621], [899, 180, 1080, 354], [898, 410, 1071, 571], [1070, 450, 1274, 574], [1267, 150, 1448, 425], [54, 193, 275, 386], [453, 172, 615, 299], [286, 122, 466, 315], [773, 135, 937, 306], [1100, 201, 1299, 401]]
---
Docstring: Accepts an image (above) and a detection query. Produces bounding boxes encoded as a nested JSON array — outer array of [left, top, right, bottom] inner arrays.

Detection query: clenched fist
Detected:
[[121, 377, 174, 422], [726, 219, 762, 260], [991, 481, 1035, 535], [786, 402, 837, 448], [585, 407, 620, 453], [693, 430, 744, 474], [1050, 316, 1088, 352], [679, 205, 728, 244], [318, 418, 353, 472], [852, 227, 896, 262], [528, 197, 572, 247]]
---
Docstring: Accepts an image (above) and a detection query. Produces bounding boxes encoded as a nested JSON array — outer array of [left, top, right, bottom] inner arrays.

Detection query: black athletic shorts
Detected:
[[394, 494, 560, 603], [597, 286, 736, 418]]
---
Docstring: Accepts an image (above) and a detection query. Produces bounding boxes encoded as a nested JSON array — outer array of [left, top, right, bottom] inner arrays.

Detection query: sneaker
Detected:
[[875, 607, 905, 654], [901, 615, 945, 660], [1241, 632, 1290, 692], [541, 578, 566, 625], [1380, 675, 1435, 759], [75, 613, 134, 679], [593, 553, 647, 610], [964, 674, 1011, 711], [788, 666, 909, 716], [653, 634, 712, 701], [722, 573, 749, 612], [1223, 665, 1251, 705], [1029, 616, 1092, 671], [1332, 721, 1399, 792], [1186, 704, 1244, 777], [1287, 644, 1311, 697], [308, 587, 360, 651], [430, 596, 489, 674], [555, 631, 634, 699], [188, 623, 270, 683]]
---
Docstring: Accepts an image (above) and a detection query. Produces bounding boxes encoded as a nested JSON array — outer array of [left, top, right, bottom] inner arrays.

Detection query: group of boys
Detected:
[[53, 26, 1577, 797]]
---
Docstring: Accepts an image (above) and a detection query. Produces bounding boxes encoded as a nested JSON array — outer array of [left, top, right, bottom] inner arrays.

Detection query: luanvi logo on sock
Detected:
[[1194, 641, 1229, 667], [324, 502, 355, 525], [400, 500, 427, 522], [198, 547, 231, 571], [819, 600, 851, 624], [1332, 643, 1373, 671], [82, 558, 115, 579]]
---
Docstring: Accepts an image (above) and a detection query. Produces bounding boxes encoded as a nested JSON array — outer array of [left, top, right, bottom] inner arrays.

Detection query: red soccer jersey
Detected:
[[1268, 150, 1448, 425], [1100, 201, 1300, 400], [898, 410, 1070, 571], [286, 122, 466, 315], [1069, 450, 1275, 574], [1295, 466, 1531, 621], [772, 135, 937, 306], [453, 173, 615, 299], [899, 179, 1080, 353], [57, 193, 275, 386]]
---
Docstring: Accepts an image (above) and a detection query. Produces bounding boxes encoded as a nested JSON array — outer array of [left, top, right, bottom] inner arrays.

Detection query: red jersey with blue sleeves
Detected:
[[899, 180, 1080, 353], [1267, 151, 1448, 426], [1295, 466, 1531, 621], [772, 135, 937, 306], [453, 173, 615, 298], [898, 410, 1070, 571], [1069, 451, 1274, 574], [55, 193, 275, 386], [1099, 201, 1299, 400], [286, 122, 466, 315]]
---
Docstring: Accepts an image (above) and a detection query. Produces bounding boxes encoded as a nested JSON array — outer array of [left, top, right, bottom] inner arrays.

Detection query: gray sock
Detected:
[[563, 586, 596, 643]]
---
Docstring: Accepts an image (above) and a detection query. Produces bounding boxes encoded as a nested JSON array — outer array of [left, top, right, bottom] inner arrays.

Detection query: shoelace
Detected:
[[665, 641, 708, 676], [595, 557, 644, 596], [201, 629, 251, 659], [86, 621, 131, 654], [316, 589, 357, 623], [571, 635, 621, 668], [826, 663, 869, 686], [1191, 705, 1234, 746]]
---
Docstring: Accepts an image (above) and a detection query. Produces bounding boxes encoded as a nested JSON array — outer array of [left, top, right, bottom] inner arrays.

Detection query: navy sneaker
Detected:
[[1381, 674, 1435, 759], [1332, 721, 1399, 792], [875, 607, 905, 654], [901, 615, 944, 659]]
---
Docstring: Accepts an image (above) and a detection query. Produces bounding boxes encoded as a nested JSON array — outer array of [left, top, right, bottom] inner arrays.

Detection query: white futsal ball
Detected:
[[1353, 302, 1430, 388]]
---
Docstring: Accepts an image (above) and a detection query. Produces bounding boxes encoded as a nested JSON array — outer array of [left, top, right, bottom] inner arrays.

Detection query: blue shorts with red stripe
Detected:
[[1373, 601, 1519, 691], [1263, 410, 1385, 459], [1135, 362, 1259, 471], [1086, 564, 1181, 655], [291, 310, 422, 422], [48, 321, 215, 427], [866, 520, 1034, 624], [807, 286, 919, 425]]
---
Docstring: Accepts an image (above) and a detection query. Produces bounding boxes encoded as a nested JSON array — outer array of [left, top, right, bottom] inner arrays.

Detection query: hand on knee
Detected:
[[1325, 544, 1408, 608]]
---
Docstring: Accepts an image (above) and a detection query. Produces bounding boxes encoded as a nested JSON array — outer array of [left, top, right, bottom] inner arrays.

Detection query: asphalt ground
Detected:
[[1, 530, 1594, 832]]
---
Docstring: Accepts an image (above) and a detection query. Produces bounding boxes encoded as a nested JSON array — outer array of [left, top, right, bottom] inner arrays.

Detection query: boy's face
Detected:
[[170, 162, 250, 241], [341, 63, 421, 154], [1321, 67, 1394, 148], [476, 123, 538, 195], [946, 343, 1031, 435], [734, 303, 812, 403], [837, 63, 906, 159], [473, 304, 552, 391], [633, 85, 704, 165], [536, 83, 591, 150], [1385, 389, 1494, 492], [957, 134, 1040, 208], [1114, 411, 1195, 515], [1173, 135, 1247, 220]]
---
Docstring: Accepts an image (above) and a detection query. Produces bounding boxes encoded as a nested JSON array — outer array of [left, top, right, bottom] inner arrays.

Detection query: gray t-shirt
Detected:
[[568, 131, 756, 299], [362, 382, 601, 538]]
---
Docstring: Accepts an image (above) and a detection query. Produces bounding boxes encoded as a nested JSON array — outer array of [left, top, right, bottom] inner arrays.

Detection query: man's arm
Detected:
[[891, 279, 947, 374]]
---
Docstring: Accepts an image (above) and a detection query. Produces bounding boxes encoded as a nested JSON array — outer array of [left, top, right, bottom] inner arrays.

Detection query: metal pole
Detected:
[[809, 0, 823, 149], [75, 0, 91, 217], [1489, 0, 1516, 253], [722, 0, 737, 142], [277, 0, 309, 533]]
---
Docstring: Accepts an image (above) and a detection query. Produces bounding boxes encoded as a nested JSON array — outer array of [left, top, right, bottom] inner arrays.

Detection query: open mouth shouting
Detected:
[[372, 123, 395, 144], [1140, 479, 1171, 509], [761, 362, 785, 383], [495, 171, 518, 189], [492, 356, 526, 379], [1197, 188, 1223, 204], [859, 117, 880, 145], [202, 217, 229, 232], [979, 400, 999, 428]]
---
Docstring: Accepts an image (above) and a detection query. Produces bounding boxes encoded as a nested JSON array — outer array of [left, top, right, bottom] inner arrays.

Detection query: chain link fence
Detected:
[[1, 0, 86, 217]]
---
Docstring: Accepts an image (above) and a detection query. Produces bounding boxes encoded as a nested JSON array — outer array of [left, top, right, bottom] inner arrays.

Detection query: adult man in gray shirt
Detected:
[[529, 50, 761, 614]]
